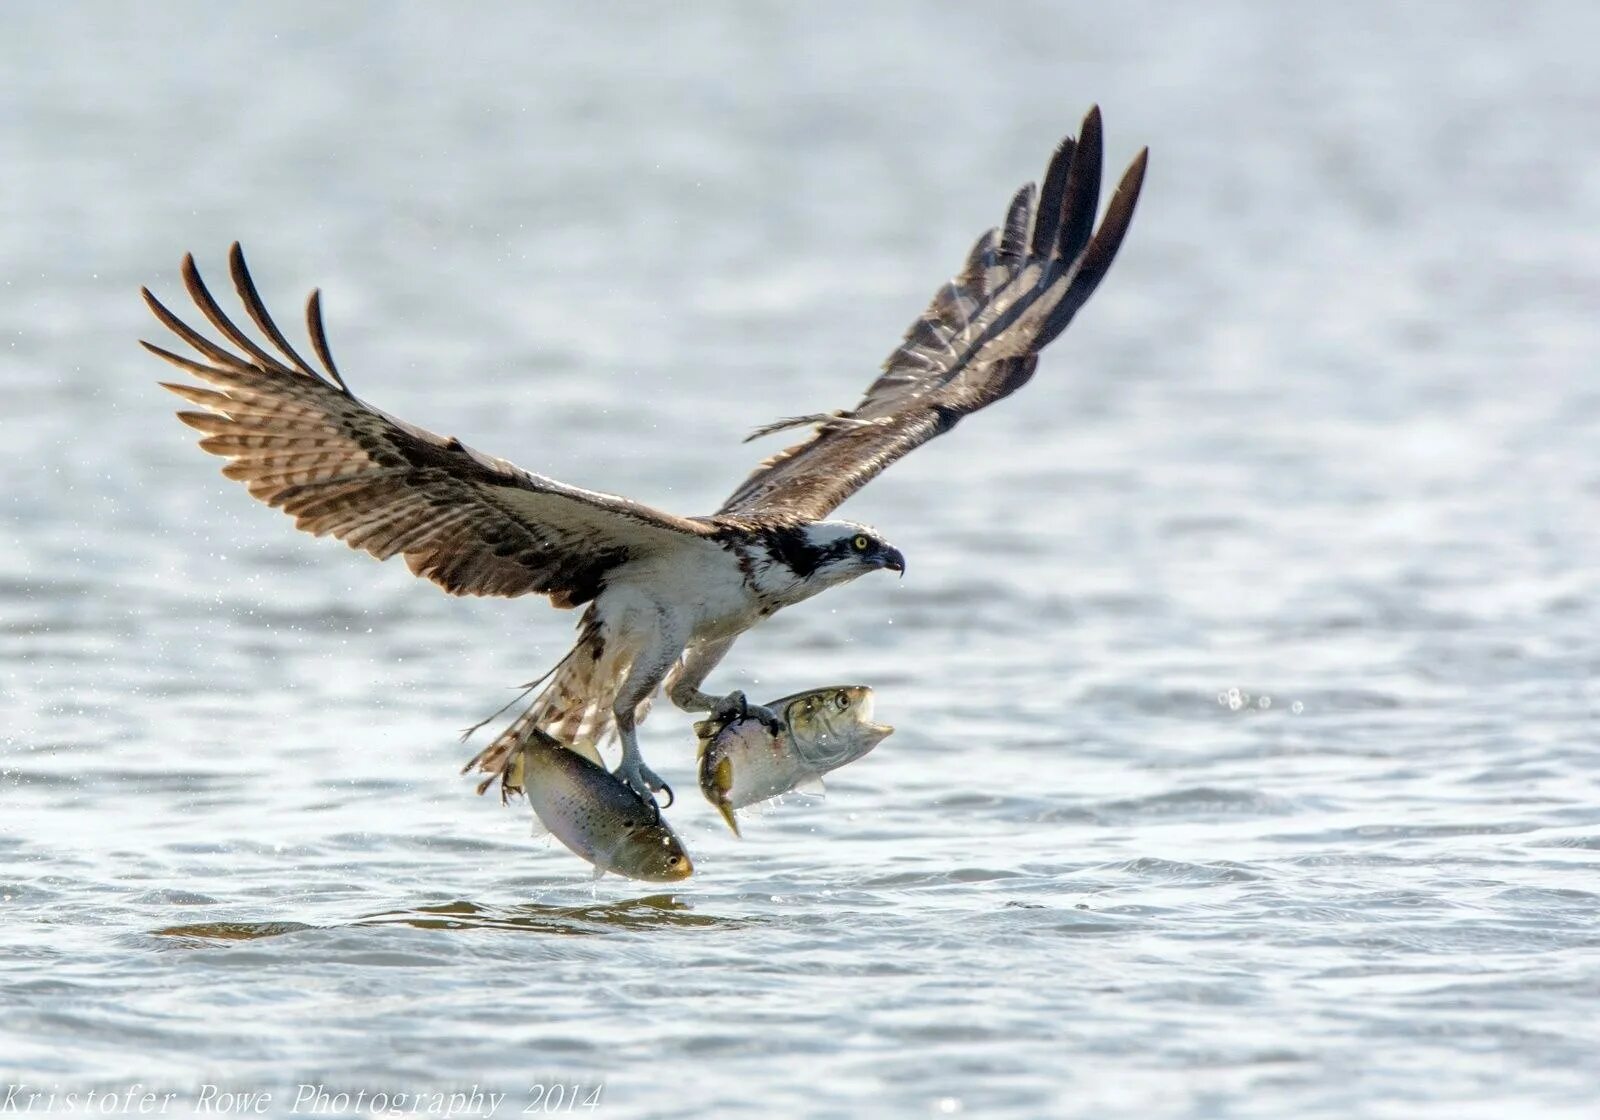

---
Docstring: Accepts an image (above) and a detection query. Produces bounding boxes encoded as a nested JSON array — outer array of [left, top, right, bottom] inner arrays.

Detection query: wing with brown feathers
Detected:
[[144, 243, 721, 604], [719, 106, 1147, 520]]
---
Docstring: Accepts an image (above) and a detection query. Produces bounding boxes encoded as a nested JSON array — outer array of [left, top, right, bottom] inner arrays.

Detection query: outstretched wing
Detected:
[[144, 244, 720, 605], [719, 106, 1147, 520]]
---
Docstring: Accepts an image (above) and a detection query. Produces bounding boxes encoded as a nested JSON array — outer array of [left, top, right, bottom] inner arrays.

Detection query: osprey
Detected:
[[143, 106, 1146, 813]]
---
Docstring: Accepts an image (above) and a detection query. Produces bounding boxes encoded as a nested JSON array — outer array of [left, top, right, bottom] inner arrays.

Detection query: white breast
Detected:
[[603, 538, 764, 643]]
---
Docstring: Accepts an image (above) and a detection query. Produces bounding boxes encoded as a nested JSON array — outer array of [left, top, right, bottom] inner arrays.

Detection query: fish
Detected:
[[696, 685, 893, 836], [515, 729, 693, 882]]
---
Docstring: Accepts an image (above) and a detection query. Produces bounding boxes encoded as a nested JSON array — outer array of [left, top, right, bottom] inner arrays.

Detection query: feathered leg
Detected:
[[665, 636, 737, 712], [610, 611, 689, 812]]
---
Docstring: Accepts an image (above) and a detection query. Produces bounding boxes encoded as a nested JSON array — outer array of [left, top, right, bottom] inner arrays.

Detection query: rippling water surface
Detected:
[[5, 4, 1600, 1117]]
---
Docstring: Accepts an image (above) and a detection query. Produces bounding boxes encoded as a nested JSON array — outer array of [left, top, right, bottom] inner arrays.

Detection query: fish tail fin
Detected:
[[710, 756, 741, 837]]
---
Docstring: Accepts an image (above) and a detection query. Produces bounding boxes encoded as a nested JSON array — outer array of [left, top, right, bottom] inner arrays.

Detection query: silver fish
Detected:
[[696, 685, 892, 836], [516, 730, 693, 882]]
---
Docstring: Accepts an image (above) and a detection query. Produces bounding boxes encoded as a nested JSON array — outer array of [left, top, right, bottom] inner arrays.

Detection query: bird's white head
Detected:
[[793, 520, 906, 587]]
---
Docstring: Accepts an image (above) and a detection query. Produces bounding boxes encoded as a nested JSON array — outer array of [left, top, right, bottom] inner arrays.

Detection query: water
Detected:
[[5, 3, 1600, 1116]]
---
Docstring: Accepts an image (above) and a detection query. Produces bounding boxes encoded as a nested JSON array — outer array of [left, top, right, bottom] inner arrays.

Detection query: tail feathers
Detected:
[[461, 701, 606, 803], [461, 621, 635, 802]]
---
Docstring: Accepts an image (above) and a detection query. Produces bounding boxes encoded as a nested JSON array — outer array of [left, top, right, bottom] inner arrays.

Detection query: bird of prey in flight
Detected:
[[142, 105, 1147, 814]]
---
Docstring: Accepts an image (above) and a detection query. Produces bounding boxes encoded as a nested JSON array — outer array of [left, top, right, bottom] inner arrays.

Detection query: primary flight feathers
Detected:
[[143, 104, 1145, 601], [143, 246, 721, 607], [722, 106, 1147, 519]]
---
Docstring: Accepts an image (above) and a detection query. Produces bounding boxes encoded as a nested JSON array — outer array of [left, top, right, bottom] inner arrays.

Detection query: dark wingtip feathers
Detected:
[[304, 288, 350, 394], [1080, 103, 1103, 141], [1127, 146, 1150, 194], [1057, 105, 1104, 264], [1029, 135, 1076, 259], [1035, 141, 1148, 351], [141, 243, 353, 397], [1076, 145, 1148, 285], [716, 106, 1144, 521], [140, 277, 240, 368], [182, 251, 292, 373], [227, 242, 338, 388], [998, 181, 1036, 266]]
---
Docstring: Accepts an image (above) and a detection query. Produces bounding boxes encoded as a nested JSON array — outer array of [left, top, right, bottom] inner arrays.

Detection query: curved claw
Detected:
[[711, 690, 785, 737], [616, 757, 672, 819], [711, 689, 750, 725], [746, 701, 785, 737]]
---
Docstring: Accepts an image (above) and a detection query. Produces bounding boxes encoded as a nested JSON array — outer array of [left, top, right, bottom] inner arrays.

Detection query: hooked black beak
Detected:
[[880, 547, 906, 577]]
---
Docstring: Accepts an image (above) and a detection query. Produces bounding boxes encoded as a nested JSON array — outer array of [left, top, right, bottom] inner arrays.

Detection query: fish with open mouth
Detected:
[[696, 685, 892, 835], [515, 729, 693, 882]]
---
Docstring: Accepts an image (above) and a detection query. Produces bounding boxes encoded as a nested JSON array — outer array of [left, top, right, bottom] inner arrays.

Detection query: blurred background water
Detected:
[[4, 2, 1600, 1117]]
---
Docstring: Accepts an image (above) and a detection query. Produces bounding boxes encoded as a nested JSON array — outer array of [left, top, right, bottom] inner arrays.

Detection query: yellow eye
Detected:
[[852, 535, 870, 552]]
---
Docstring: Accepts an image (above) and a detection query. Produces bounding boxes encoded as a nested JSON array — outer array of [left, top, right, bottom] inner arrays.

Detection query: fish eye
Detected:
[[834, 691, 851, 710], [669, 856, 681, 866], [851, 534, 870, 552]]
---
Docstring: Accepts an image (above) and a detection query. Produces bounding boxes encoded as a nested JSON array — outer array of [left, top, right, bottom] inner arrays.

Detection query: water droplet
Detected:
[[1258, 696, 1271, 709], [936, 1099, 963, 1115], [1291, 701, 1303, 714]]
